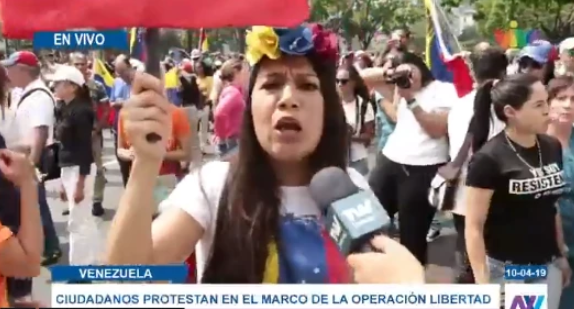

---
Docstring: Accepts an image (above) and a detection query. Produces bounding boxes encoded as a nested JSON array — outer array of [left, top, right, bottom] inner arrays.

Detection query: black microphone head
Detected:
[[309, 167, 360, 209]]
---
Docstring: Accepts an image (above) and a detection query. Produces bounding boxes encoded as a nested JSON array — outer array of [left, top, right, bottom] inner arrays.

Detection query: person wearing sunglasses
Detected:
[[517, 41, 555, 84], [336, 64, 375, 176]]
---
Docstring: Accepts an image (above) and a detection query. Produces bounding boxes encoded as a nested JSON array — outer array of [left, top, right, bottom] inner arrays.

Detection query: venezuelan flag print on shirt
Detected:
[[262, 215, 350, 283]]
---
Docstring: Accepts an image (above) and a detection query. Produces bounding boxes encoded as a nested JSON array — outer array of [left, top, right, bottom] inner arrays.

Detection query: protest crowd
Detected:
[[0, 14, 574, 309]]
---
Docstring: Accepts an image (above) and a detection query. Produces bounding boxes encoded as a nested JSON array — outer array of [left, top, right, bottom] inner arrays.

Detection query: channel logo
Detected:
[[493, 20, 542, 49], [505, 284, 547, 309], [509, 295, 545, 309]]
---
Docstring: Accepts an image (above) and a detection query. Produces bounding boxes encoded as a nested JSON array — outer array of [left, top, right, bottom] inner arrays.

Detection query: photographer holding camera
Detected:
[[365, 52, 458, 265]]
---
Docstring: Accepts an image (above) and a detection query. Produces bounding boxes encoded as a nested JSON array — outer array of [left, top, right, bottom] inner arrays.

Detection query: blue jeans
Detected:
[[39, 183, 60, 253], [429, 213, 442, 231], [559, 257, 574, 309], [218, 138, 238, 157]]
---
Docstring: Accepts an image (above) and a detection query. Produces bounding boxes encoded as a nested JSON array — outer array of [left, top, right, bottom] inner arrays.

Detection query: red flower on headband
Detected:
[[309, 23, 338, 63]]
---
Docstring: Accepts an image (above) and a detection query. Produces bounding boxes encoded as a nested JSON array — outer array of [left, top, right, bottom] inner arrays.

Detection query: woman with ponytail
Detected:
[[544, 76, 574, 309], [52, 65, 101, 273], [447, 47, 507, 283], [465, 73, 570, 309]]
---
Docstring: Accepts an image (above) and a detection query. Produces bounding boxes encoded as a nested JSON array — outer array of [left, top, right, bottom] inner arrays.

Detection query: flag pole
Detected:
[[144, 28, 162, 143]]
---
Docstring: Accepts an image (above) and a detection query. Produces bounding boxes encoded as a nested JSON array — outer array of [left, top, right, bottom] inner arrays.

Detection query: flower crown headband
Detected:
[[245, 24, 339, 66]]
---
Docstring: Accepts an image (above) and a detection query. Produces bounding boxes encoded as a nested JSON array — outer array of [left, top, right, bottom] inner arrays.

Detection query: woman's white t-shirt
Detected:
[[447, 90, 505, 215], [383, 81, 458, 166], [159, 161, 372, 282], [342, 97, 375, 162]]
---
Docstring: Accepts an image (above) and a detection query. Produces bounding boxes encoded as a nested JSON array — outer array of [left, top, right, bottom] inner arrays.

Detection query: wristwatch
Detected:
[[406, 98, 419, 110]]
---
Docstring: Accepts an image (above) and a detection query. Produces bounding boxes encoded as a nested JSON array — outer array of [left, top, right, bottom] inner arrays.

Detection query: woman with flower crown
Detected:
[[105, 24, 423, 283]]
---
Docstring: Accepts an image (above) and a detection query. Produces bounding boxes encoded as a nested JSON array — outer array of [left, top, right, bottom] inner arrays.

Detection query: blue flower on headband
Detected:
[[276, 27, 314, 56]]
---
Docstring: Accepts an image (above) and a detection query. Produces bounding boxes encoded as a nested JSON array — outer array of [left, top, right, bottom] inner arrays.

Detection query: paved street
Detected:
[[32, 130, 458, 304]]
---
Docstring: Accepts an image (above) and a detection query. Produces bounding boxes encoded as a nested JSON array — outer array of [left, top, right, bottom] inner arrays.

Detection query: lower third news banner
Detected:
[[48, 266, 547, 309]]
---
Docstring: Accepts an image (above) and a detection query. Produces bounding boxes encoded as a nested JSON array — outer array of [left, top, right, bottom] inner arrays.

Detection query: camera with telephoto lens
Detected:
[[384, 70, 412, 89]]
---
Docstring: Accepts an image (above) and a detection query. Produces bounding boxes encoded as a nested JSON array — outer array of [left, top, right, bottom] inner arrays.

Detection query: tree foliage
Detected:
[[442, 0, 574, 42], [310, 0, 425, 49]]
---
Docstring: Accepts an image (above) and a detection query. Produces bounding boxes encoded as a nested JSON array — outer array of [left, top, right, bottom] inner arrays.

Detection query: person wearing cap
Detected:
[[190, 49, 202, 62], [3, 51, 62, 266], [69, 52, 109, 217], [52, 65, 101, 270], [517, 40, 555, 84], [556, 38, 574, 77]]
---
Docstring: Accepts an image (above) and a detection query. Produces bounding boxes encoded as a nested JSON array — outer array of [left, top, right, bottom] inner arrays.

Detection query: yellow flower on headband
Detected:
[[246, 26, 281, 66]]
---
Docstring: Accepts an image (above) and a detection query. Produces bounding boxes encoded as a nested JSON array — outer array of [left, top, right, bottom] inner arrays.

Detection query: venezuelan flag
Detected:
[[424, 0, 473, 97], [199, 28, 209, 53], [130, 27, 147, 62], [92, 58, 114, 97], [262, 216, 350, 283], [164, 67, 181, 106], [92, 58, 115, 124]]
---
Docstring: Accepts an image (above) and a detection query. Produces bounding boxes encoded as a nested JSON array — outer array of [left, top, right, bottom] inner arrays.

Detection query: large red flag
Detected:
[[0, 0, 309, 39]]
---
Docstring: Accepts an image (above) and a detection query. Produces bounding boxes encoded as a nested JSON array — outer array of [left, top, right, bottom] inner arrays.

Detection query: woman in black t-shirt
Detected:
[[465, 74, 571, 309]]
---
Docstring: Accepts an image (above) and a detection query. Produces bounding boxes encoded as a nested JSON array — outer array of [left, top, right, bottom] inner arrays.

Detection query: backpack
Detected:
[[16, 88, 60, 181]]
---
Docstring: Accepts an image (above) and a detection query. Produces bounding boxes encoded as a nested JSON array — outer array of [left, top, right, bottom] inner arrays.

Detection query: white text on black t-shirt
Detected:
[[509, 163, 565, 197]]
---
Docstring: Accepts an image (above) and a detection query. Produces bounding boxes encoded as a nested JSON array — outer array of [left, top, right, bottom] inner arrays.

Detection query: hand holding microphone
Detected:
[[348, 235, 424, 284], [309, 167, 392, 254], [309, 167, 423, 283]]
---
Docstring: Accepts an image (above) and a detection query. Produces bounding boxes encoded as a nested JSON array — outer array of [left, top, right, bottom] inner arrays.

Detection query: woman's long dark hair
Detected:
[[470, 74, 540, 152], [76, 84, 92, 103], [201, 52, 348, 283], [343, 64, 370, 103], [341, 64, 374, 132], [393, 52, 435, 88], [468, 47, 508, 152]]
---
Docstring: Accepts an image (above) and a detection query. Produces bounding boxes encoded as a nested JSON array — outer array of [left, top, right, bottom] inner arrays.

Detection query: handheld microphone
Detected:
[[309, 167, 391, 255]]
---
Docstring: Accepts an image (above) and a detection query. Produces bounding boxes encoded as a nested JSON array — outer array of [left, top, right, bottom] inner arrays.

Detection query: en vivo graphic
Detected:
[[509, 295, 545, 309]]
